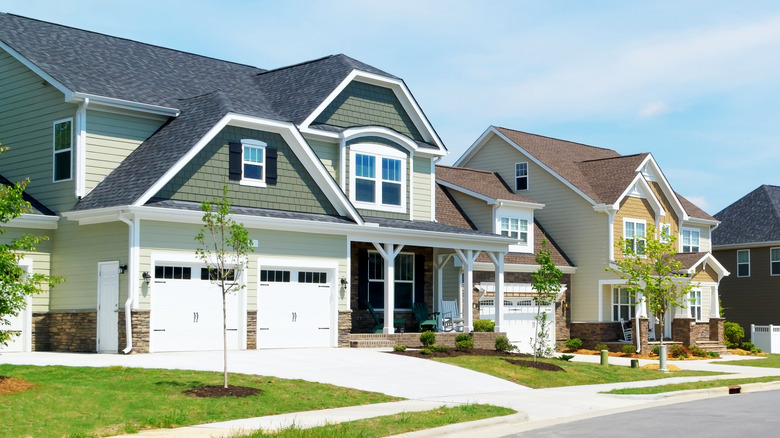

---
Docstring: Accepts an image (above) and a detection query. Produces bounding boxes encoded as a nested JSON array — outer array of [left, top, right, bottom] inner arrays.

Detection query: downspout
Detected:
[[75, 98, 89, 199], [117, 212, 138, 354]]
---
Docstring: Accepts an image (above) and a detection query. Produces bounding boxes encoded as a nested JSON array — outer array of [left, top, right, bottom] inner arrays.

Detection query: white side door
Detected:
[[97, 261, 120, 353]]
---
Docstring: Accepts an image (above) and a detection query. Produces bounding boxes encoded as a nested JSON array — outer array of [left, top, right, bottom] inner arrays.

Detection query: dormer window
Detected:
[[681, 229, 700, 253], [229, 139, 277, 187], [349, 143, 406, 213], [515, 162, 528, 191], [500, 217, 528, 245]]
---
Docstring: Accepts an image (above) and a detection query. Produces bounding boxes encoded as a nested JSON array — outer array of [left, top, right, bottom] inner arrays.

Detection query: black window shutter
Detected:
[[358, 248, 368, 309], [266, 148, 278, 185], [414, 253, 425, 305], [229, 142, 242, 181]]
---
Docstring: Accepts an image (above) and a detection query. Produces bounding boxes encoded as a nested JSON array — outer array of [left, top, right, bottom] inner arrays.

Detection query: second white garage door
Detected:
[[257, 268, 333, 348], [150, 264, 242, 352]]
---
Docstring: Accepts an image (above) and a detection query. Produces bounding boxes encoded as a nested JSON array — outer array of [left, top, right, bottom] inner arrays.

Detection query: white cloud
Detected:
[[638, 101, 669, 118], [681, 195, 710, 213]]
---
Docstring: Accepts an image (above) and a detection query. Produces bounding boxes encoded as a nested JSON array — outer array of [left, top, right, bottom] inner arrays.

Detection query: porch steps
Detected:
[[695, 340, 729, 356], [349, 334, 396, 349]]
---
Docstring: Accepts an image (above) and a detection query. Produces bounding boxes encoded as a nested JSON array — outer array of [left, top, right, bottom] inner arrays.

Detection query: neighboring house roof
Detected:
[[713, 185, 780, 246], [474, 221, 574, 268], [673, 251, 729, 277], [481, 127, 713, 221], [435, 165, 537, 204], [435, 185, 477, 231], [0, 174, 55, 216]]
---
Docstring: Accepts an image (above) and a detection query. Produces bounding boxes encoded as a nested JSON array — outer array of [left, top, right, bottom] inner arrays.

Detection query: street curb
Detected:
[[386, 412, 529, 438], [606, 378, 780, 400]]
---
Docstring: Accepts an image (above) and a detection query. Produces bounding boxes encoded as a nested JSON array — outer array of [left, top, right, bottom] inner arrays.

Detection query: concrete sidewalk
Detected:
[[2, 350, 779, 437]]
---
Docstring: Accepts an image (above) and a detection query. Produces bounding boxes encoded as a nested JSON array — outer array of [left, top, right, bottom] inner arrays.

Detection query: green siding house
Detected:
[[0, 13, 517, 353]]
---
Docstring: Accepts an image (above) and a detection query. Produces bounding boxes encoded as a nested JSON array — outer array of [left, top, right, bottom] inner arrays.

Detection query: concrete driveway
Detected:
[[0, 348, 528, 399]]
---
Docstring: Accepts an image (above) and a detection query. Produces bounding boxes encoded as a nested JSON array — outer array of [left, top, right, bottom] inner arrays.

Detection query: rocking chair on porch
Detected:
[[620, 318, 633, 342], [412, 302, 439, 332]]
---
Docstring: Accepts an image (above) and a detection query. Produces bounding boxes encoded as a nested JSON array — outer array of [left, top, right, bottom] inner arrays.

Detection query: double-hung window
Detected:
[[689, 290, 702, 321], [350, 145, 406, 213], [612, 287, 635, 321], [53, 119, 73, 182], [515, 162, 528, 191], [682, 229, 700, 253], [737, 250, 750, 277], [229, 139, 277, 186], [500, 217, 529, 245], [771, 248, 780, 276], [367, 251, 415, 309], [624, 219, 646, 255], [659, 223, 672, 243]]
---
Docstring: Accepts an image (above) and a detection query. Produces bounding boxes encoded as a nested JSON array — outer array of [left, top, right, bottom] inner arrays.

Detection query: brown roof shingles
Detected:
[[474, 221, 573, 267], [435, 165, 536, 203], [435, 184, 476, 230]]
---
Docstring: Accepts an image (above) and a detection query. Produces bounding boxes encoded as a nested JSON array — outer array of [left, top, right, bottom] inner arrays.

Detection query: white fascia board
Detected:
[[613, 174, 665, 217], [299, 70, 446, 152], [133, 112, 363, 225], [684, 253, 730, 278], [637, 154, 687, 221], [685, 217, 720, 226], [71, 93, 180, 117], [712, 241, 780, 250], [6, 214, 59, 230], [453, 126, 495, 166], [343, 126, 445, 156], [62, 206, 132, 225], [473, 261, 576, 274], [0, 41, 73, 99]]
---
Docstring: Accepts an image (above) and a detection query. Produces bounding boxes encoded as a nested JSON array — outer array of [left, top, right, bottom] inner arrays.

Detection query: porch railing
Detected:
[[751, 324, 780, 353]]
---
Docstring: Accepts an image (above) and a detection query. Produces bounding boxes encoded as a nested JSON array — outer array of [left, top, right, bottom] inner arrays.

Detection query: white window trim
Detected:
[[349, 143, 407, 213], [623, 218, 647, 255], [737, 249, 750, 278], [367, 250, 415, 310], [515, 162, 528, 191], [771, 248, 780, 277], [612, 286, 636, 322], [681, 228, 701, 253], [52, 117, 73, 183], [659, 223, 672, 243], [689, 289, 703, 321], [239, 139, 267, 188]]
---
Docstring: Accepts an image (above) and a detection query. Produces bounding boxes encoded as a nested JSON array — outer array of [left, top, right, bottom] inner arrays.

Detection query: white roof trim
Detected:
[[612, 174, 665, 216], [344, 126, 422, 154], [437, 180, 544, 209], [456, 127, 600, 206], [713, 241, 780, 250], [132, 112, 364, 224], [300, 70, 446, 152], [682, 253, 730, 278], [6, 214, 59, 230], [71, 93, 180, 117], [636, 154, 687, 221], [0, 40, 73, 99]]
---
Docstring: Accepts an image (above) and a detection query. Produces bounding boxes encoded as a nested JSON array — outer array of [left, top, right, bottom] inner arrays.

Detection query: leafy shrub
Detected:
[[558, 354, 574, 361], [688, 344, 707, 357], [565, 338, 583, 350], [419, 330, 436, 347], [707, 351, 720, 358], [740, 341, 762, 354], [724, 322, 745, 348], [622, 344, 636, 354], [594, 343, 608, 351], [495, 335, 516, 352], [473, 319, 495, 332], [393, 345, 407, 352], [455, 333, 474, 351], [669, 345, 690, 359], [651, 345, 660, 355], [419, 348, 432, 355], [430, 344, 449, 353]]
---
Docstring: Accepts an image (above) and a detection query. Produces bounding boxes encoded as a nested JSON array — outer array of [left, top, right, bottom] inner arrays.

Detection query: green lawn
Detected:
[[717, 354, 780, 368], [432, 356, 722, 388], [241, 404, 516, 437], [603, 376, 780, 394], [0, 365, 398, 438]]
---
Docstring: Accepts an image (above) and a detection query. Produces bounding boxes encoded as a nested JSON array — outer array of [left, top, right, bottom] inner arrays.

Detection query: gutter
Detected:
[[117, 211, 139, 354]]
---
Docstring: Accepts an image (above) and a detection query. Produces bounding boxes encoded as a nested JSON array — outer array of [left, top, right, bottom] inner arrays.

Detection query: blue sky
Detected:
[[5, 1, 780, 214]]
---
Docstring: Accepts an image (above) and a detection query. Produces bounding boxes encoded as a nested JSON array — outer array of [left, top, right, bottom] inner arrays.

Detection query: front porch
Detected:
[[570, 317, 726, 355]]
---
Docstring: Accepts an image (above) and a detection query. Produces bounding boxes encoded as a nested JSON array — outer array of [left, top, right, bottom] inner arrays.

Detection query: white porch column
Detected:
[[710, 285, 721, 318], [487, 252, 505, 333], [636, 291, 647, 318], [455, 249, 480, 333], [373, 242, 404, 334]]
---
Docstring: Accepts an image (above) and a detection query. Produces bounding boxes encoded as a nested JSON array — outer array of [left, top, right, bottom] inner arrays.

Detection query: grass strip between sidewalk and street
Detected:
[[0, 364, 398, 438], [717, 354, 780, 368], [602, 376, 780, 394], [239, 404, 516, 438], [432, 356, 721, 388]]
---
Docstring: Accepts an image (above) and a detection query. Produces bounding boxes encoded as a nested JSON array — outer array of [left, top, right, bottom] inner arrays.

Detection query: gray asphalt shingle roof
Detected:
[[713, 185, 780, 246]]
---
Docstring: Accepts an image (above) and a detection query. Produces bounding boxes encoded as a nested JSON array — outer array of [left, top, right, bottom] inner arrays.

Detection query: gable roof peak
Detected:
[[494, 126, 618, 156]]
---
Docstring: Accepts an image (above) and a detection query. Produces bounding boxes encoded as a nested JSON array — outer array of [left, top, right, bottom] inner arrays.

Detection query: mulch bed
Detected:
[[389, 348, 528, 359], [0, 375, 34, 395], [184, 385, 263, 398], [505, 359, 565, 372]]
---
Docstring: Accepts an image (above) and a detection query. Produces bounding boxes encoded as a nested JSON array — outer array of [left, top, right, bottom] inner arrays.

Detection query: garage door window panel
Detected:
[[155, 266, 192, 280]]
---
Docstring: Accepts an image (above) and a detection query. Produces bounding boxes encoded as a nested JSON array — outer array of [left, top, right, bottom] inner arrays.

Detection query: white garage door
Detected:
[[258, 268, 333, 348], [150, 264, 242, 352], [0, 298, 30, 353], [479, 298, 554, 354]]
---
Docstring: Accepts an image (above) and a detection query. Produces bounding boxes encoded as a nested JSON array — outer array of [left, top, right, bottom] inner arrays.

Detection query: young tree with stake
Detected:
[[531, 239, 563, 361]]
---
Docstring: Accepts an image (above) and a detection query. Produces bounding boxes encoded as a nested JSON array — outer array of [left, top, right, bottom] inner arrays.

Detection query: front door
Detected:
[[97, 261, 119, 353]]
